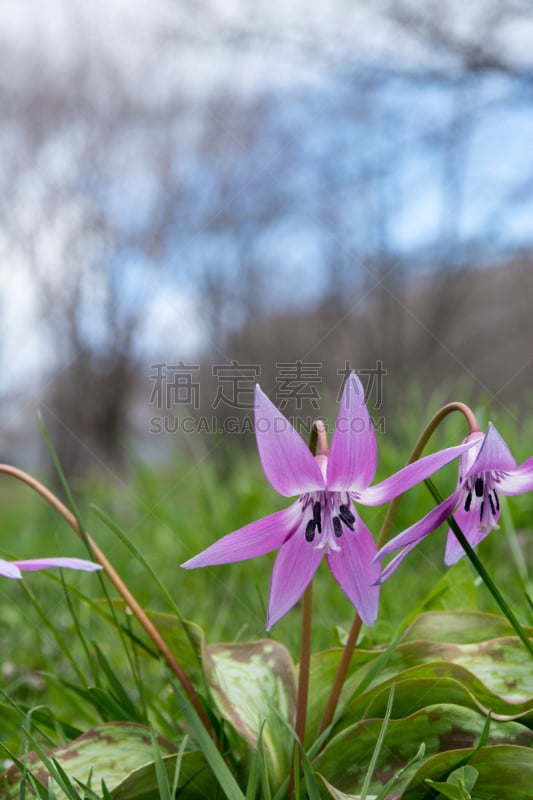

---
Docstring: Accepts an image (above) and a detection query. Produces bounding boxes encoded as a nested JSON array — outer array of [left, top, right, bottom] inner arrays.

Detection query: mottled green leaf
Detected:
[[0, 723, 177, 799], [338, 636, 532, 725], [110, 751, 212, 799], [320, 774, 376, 799], [402, 745, 533, 799], [422, 559, 478, 613], [314, 704, 531, 797], [203, 640, 296, 784], [340, 664, 533, 726], [306, 648, 378, 741], [401, 611, 533, 645]]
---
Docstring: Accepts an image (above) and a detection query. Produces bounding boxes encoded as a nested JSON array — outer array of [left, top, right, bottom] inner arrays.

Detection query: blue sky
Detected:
[[1, 1, 533, 391]]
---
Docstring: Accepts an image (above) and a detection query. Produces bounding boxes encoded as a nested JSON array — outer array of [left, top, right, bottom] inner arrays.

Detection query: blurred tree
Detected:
[[0, 0, 532, 475]]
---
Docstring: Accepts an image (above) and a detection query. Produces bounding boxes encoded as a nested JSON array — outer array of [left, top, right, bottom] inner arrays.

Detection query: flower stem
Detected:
[[318, 613, 362, 735], [426, 477, 533, 657], [289, 421, 326, 796], [295, 581, 313, 745], [377, 402, 480, 550], [0, 463, 213, 735], [318, 401, 479, 735]]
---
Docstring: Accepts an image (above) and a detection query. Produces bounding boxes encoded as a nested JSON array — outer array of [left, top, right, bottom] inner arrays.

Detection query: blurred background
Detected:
[[1, 0, 533, 476]]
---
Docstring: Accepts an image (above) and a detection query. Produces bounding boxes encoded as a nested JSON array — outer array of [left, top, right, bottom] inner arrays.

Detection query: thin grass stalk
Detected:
[[426, 477, 533, 657], [0, 463, 213, 737]]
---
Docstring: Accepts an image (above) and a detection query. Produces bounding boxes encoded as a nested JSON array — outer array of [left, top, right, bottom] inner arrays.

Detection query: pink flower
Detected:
[[375, 423, 533, 581], [182, 374, 473, 629], [0, 557, 102, 580]]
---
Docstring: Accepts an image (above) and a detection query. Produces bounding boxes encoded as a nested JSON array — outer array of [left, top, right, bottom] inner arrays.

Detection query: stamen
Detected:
[[313, 501, 322, 533], [494, 490, 500, 511], [475, 477, 484, 497], [339, 504, 355, 524], [338, 509, 355, 531], [332, 516, 343, 538], [305, 520, 316, 542], [489, 494, 496, 516], [479, 501, 484, 522], [464, 491, 472, 512]]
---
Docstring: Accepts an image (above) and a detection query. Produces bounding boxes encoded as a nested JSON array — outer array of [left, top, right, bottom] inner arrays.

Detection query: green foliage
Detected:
[[426, 765, 480, 800], [1, 398, 532, 797]]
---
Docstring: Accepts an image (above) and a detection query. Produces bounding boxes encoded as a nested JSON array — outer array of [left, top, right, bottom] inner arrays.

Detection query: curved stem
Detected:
[[318, 401, 479, 736], [377, 402, 480, 550], [0, 464, 212, 736]]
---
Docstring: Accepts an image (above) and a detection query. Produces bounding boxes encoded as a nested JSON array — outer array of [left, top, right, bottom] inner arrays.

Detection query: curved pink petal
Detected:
[[359, 442, 474, 506], [0, 559, 22, 579], [467, 422, 517, 476], [327, 373, 377, 492], [376, 538, 421, 584], [497, 457, 533, 495], [254, 385, 325, 497], [14, 558, 102, 572], [181, 505, 300, 569], [267, 524, 323, 629], [444, 504, 498, 565], [326, 518, 380, 626], [375, 491, 459, 561]]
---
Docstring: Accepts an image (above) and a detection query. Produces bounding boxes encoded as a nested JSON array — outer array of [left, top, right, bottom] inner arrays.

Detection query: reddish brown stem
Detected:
[[295, 581, 313, 746], [0, 463, 212, 736], [289, 419, 326, 797]]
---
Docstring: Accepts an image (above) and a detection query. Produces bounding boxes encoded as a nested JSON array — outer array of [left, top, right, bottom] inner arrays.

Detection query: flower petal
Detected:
[[181, 505, 299, 569], [359, 442, 475, 506], [467, 422, 517, 476], [254, 385, 325, 497], [14, 558, 102, 572], [375, 491, 459, 561], [327, 373, 377, 492], [267, 524, 323, 629], [326, 518, 380, 626], [497, 457, 533, 495], [444, 505, 498, 566], [0, 559, 22, 579], [376, 539, 421, 584]]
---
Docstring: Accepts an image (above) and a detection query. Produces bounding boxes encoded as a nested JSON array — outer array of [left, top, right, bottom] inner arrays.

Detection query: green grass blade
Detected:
[[425, 478, 533, 657], [60, 571, 98, 684], [172, 685, 246, 800], [92, 641, 144, 722], [373, 742, 426, 800], [171, 734, 189, 799], [359, 683, 395, 800], [90, 504, 202, 666], [150, 727, 172, 800], [18, 580, 87, 684], [37, 413, 85, 535]]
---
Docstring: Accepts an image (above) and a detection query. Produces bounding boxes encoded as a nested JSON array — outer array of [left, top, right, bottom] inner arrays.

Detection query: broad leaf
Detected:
[[401, 611, 533, 645], [402, 744, 533, 799], [426, 765, 479, 800], [320, 774, 377, 799], [314, 704, 532, 796], [203, 639, 296, 785], [111, 751, 212, 799], [0, 723, 177, 799], [340, 664, 533, 725]]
